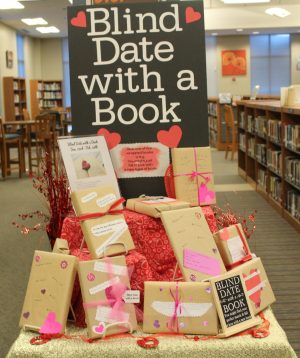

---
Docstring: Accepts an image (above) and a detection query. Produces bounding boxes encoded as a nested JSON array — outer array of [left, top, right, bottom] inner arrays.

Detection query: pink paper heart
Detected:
[[95, 323, 105, 334], [39, 312, 62, 334], [71, 11, 87, 28], [220, 228, 230, 241]]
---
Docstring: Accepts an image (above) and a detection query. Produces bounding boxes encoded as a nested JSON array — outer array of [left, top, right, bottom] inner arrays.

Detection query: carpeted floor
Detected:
[[0, 150, 299, 357]]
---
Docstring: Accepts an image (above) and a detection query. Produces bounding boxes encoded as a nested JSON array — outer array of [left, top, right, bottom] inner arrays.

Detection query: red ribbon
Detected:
[[167, 282, 182, 333], [78, 197, 125, 222], [226, 224, 252, 270]]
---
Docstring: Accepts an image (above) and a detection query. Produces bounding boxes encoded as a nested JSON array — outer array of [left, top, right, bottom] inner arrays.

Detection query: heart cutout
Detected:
[[39, 312, 62, 334], [157, 125, 182, 148], [23, 312, 30, 319], [94, 322, 106, 334], [198, 183, 215, 205], [220, 227, 230, 241], [243, 269, 262, 308], [71, 11, 87, 28], [186, 7, 201, 24], [41, 289, 46, 294], [97, 128, 121, 150]]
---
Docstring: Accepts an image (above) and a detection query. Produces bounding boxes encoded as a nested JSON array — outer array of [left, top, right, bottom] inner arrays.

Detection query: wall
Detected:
[[0, 23, 18, 117], [205, 36, 218, 97], [291, 34, 300, 85], [216, 35, 251, 96], [40, 39, 63, 81]]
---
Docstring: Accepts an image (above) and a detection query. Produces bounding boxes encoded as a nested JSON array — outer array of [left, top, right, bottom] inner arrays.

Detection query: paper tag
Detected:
[[95, 306, 129, 323], [183, 249, 222, 277], [122, 290, 140, 304], [91, 219, 126, 237], [152, 301, 213, 317], [89, 276, 120, 295], [81, 191, 97, 203], [141, 197, 176, 204], [96, 194, 117, 208], [96, 224, 128, 256], [94, 261, 127, 276], [227, 235, 246, 262]]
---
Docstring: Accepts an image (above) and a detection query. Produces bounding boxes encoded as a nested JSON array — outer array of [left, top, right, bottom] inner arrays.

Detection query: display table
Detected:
[[7, 309, 296, 358]]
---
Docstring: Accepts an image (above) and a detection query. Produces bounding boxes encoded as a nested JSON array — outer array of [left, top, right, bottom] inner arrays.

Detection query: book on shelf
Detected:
[[257, 168, 267, 191], [248, 137, 255, 157], [255, 116, 267, 138], [267, 149, 281, 174], [13, 81, 19, 90], [239, 133, 246, 151], [284, 125, 300, 152], [286, 190, 300, 221], [269, 176, 282, 202], [239, 112, 245, 129], [256, 143, 267, 165], [285, 157, 300, 187], [268, 119, 282, 144], [208, 116, 217, 130], [208, 102, 217, 116], [44, 83, 61, 91], [247, 115, 255, 133]]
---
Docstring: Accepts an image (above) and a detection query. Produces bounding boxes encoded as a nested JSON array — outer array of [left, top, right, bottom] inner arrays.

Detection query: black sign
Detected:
[[68, 1, 208, 197], [215, 275, 252, 328]]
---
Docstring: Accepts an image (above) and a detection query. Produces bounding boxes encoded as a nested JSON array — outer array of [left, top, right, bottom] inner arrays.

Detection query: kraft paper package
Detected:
[[71, 186, 135, 259], [126, 196, 190, 218], [171, 147, 216, 206], [19, 251, 77, 333], [213, 224, 252, 269], [78, 255, 137, 339], [52, 238, 70, 255], [161, 207, 226, 282], [210, 272, 261, 337], [143, 281, 219, 335], [229, 257, 276, 315]]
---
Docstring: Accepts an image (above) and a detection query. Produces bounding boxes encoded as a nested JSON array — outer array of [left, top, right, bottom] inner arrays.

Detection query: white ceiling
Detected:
[[0, 0, 299, 38]]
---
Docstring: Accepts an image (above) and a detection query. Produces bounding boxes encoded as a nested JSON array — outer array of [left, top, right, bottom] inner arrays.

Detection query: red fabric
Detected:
[[61, 207, 217, 327]]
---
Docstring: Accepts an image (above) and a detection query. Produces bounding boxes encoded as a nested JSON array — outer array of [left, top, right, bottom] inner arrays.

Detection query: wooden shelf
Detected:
[[3, 77, 27, 122], [237, 100, 300, 233], [30, 79, 63, 119]]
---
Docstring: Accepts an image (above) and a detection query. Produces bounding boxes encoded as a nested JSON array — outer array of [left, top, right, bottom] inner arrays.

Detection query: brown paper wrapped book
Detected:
[[171, 147, 216, 206], [78, 255, 137, 339], [52, 239, 70, 255], [210, 272, 261, 337], [19, 251, 77, 333], [143, 281, 219, 335], [71, 186, 135, 259], [213, 224, 252, 269], [126, 196, 190, 218], [161, 207, 226, 282], [229, 257, 276, 315]]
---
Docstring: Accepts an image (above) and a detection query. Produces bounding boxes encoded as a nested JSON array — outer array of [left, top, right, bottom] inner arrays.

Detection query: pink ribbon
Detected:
[[83, 257, 127, 322], [167, 282, 182, 332]]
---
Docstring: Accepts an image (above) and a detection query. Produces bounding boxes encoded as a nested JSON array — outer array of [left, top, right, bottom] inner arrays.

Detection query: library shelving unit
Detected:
[[237, 100, 300, 232], [207, 97, 226, 150], [3, 77, 27, 121], [30, 80, 63, 118]]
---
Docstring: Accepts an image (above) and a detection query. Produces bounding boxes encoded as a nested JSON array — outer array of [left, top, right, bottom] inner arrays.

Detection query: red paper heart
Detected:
[[97, 128, 121, 150], [23, 312, 30, 319], [71, 11, 87, 28], [157, 125, 182, 148], [186, 7, 201, 24], [219, 227, 230, 241], [243, 269, 262, 308]]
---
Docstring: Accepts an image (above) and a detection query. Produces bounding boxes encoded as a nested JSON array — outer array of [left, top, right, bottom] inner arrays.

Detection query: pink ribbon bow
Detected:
[[167, 282, 182, 332]]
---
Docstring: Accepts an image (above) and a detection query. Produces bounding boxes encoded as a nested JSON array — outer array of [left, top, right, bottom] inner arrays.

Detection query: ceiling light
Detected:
[[212, 33, 218, 36], [265, 7, 291, 18], [236, 29, 244, 32], [0, 0, 24, 9], [252, 31, 260, 34], [221, 0, 270, 4], [36, 26, 60, 34], [22, 18, 48, 26], [68, 0, 73, 3]]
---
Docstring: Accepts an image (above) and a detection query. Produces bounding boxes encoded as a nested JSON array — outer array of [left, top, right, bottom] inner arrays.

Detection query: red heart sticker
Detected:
[[71, 11, 87, 28], [157, 125, 182, 148], [186, 7, 201, 24], [243, 269, 262, 308], [97, 128, 121, 150]]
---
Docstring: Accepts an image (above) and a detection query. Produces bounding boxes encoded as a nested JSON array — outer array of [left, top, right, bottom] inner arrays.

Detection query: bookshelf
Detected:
[[30, 80, 63, 118], [207, 97, 227, 150], [237, 100, 300, 232], [3, 77, 27, 121]]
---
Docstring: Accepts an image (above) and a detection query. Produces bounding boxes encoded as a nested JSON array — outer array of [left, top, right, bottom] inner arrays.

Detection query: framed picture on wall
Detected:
[[6, 51, 13, 69], [222, 49, 246, 76]]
